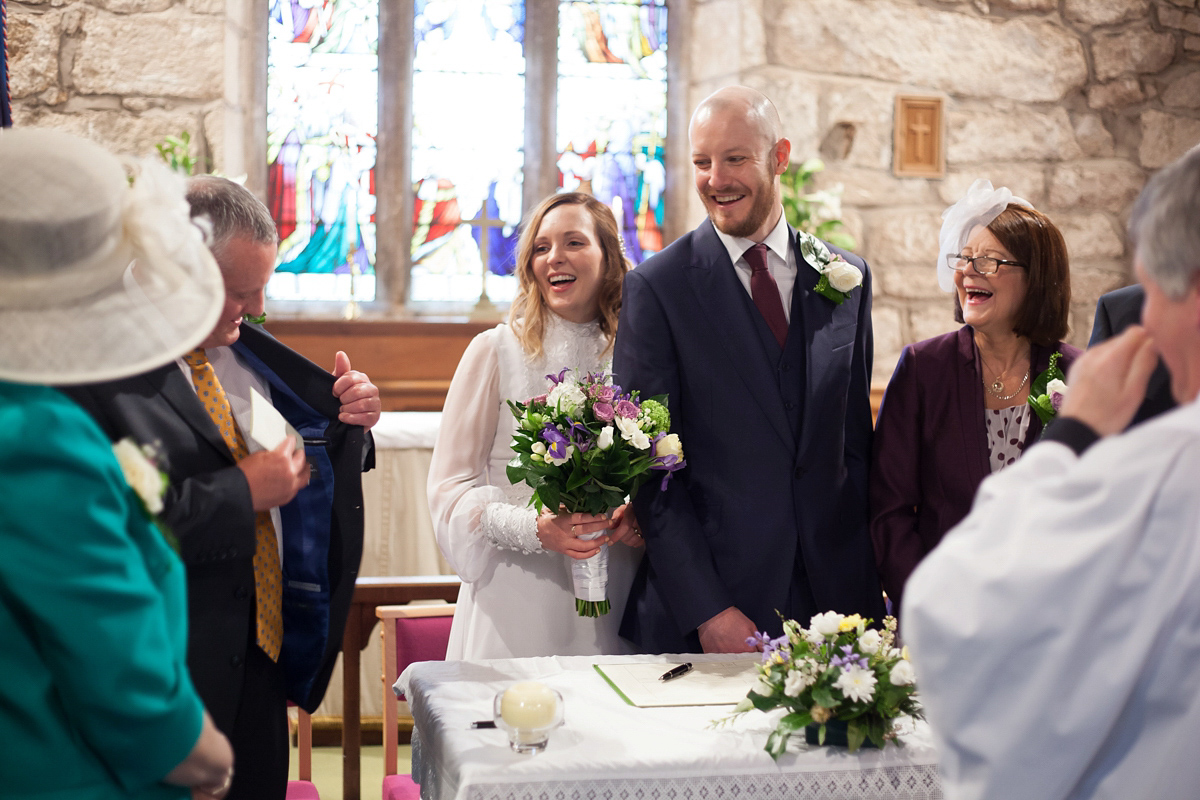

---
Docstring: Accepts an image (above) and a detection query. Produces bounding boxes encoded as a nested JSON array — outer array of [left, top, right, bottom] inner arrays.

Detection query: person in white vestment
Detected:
[[904, 145, 1200, 800], [428, 192, 644, 660]]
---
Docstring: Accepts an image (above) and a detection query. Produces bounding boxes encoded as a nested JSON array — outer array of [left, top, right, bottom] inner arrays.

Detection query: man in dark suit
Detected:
[[65, 177, 381, 800], [1089, 284, 1176, 425], [615, 86, 883, 655]]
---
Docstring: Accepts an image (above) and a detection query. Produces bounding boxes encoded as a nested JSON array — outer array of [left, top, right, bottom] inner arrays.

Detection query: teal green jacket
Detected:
[[0, 382, 204, 800]]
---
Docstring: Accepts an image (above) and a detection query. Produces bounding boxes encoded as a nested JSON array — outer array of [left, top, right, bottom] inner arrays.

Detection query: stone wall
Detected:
[[7, 0, 229, 169], [8, 0, 1200, 384], [689, 0, 1200, 382]]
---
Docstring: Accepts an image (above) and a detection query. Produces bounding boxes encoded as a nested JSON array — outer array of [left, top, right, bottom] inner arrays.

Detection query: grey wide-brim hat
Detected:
[[0, 127, 224, 385]]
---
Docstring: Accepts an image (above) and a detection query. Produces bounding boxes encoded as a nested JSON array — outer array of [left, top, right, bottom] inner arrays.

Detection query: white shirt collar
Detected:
[[711, 207, 792, 267]]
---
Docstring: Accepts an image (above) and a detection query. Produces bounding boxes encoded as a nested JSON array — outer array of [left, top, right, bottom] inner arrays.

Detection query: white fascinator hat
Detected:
[[936, 179, 1033, 292], [0, 127, 224, 385]]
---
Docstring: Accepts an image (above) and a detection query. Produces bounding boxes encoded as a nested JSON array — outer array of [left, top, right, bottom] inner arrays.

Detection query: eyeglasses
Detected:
[[946, 254, 1026, 275]]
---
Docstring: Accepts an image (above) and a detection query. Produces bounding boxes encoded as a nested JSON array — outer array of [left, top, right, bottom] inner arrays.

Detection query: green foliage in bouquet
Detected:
[[726, 613, 922, 758], [780, 157, 857, 252]]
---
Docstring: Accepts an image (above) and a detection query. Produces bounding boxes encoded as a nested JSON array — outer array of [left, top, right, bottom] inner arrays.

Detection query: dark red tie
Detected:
[[745, 243, 788, 348]]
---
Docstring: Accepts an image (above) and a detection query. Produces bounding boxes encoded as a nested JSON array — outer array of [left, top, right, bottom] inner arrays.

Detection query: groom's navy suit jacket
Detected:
[[615, 219, 884, 654]]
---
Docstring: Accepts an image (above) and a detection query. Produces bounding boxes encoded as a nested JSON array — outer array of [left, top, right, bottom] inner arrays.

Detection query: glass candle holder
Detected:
[[493, 681, 564, 754]]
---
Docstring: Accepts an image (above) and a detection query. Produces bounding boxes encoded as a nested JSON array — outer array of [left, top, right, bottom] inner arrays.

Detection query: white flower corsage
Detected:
[[798, 230, 862, 305], [113, 438, 177, 551]]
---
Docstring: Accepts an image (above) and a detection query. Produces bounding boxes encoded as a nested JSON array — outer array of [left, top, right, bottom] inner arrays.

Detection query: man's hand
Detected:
[[238, 437, 310, 511], [697, 606, 758, 654], [1061, 326, 1160, 436], [332, 350, 381, 430]]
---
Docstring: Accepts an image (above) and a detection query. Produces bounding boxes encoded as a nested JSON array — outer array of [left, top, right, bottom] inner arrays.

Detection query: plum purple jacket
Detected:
[[870, 325, 1080, 617]]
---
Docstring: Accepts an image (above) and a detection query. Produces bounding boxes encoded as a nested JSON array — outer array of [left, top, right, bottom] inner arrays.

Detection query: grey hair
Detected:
[[1129, 145, 1200, 300], [186, 175, 278, 259]]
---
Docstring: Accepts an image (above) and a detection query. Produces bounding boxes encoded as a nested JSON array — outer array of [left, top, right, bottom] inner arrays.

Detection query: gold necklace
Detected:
[[985, 369, 1030, 400]]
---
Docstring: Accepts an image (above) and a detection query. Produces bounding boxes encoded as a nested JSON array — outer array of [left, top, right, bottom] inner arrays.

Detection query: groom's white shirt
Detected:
[[905, 396, 1200, 800]]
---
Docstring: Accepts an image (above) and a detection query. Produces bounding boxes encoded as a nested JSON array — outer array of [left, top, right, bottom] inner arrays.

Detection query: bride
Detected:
[[428, 192, 644, 660]]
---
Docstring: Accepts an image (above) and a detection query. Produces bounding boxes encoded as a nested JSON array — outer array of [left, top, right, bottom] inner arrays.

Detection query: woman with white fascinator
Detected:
[[0, 127, 235, 800], [869, 179, 1080, 620]]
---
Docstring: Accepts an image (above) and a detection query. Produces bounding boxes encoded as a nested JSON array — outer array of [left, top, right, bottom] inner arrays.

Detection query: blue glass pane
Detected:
[[266, 0, 379, 303]]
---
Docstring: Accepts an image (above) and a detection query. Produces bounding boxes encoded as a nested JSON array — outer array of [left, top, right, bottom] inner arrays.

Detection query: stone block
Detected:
[[1049, 161, 1146, 214], [1069, 264, 1131, 305], [937, 165, 1048, 208], [186, 0, 226, 13], [691, 0, 766, 83], [947, 105, 1082, 163], [89, 0, 174, 11], [1162, 70, 1200, 108], [1092, 29, 1176, 81], [13, 107, 204, 161], [909, 303, 961, 345], [1063, 0, 1151, 27], [1188, 35, 1200, 52], [203, 106, 225, 175], [872, 304, 905, 379], [767, 0, 1086, 102], [819, 80, 896, 171], [1087, 78, 1145, 109], [741, 67, 820, 154], [1157, 4, 1200, 34], [1057, 213, 1126, 260], [992, 0, 1057, 11], [1139, 109, 1200, 168], [1072, 114, 1116, 158], [878, 263, 946, 301], [8, 11, 61, 100], [72, 7, 223, 99], [864, 210, 944, 267], [820, 165, 936, 208]]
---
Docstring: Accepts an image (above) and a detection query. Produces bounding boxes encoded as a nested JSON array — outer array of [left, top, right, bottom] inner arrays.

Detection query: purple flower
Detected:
[[829, 644, 868, 671], [592, 401, 615, 421], [568, 420, 593, 452], [540, 424, 571, 461], [546, 368, 570, 386], [615, 399, 639, 419], [650, 432, 686, 490]]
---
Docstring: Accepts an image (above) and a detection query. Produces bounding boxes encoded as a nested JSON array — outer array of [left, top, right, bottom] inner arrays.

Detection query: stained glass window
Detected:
[[408, 0, 526, 306], [266, 0, 379, 303], [557, 0, 667, 265]]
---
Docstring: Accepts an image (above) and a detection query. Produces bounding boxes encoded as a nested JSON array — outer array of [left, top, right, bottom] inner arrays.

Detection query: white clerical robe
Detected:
[[904, 397, 1200, 800]]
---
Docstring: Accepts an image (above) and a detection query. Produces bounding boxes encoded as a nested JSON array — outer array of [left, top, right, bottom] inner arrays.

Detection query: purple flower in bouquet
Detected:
[[591, 384, 616, 403], [615, 399, 640, 419], [540, 424, 572, 461], [650, 432, 687, 490], [593, 401, 615, 421], [568, 420, 593, 452], [546, 368, 570, 385], [829, 644, 868, 671]]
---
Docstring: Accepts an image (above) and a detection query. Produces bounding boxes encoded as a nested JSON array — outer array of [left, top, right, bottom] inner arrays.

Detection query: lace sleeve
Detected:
[[481, 502, 543, 554]]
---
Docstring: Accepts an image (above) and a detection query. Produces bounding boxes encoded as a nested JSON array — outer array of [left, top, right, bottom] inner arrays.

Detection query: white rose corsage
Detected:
[[798, 230, 863, 305], [113, 438, 177, 551]]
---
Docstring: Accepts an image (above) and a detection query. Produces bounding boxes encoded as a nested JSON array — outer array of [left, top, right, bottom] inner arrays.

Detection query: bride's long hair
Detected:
[[508, 192, 630, 359]]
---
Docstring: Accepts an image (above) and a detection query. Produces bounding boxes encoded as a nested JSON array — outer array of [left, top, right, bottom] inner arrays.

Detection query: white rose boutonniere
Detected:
[[797, 230, 862, 305], [113, 438, 177, 551]]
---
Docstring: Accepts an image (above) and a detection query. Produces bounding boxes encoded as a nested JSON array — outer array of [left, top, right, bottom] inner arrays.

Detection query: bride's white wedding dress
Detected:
[[428, 313, 641, 660]]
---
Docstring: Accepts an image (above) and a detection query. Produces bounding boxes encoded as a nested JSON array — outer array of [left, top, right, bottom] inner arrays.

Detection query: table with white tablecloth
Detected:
[[312, 411, 456, 720], [399, 654, 942, 800]]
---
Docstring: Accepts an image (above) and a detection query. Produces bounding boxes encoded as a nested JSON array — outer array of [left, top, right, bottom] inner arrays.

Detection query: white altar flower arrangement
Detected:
[[797, 231, 863, 305], [506, 369, 685, 616], [113, 438, 178, 552], [1027, 351, 1068, 425], [723, 613, 922, 758]]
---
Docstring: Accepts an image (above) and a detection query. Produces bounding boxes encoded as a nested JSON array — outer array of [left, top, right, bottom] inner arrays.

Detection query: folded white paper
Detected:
[[247, 387, 303, 452]]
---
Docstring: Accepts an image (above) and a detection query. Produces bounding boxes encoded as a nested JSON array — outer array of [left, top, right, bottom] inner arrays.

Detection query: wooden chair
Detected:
[[377, 604, 456, 800], [286, 707, 321, 799]]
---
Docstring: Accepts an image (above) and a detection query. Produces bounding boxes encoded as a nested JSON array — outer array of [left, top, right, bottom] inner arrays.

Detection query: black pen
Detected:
[[659, 662, 693, 682], [470, 720, 496, 729]]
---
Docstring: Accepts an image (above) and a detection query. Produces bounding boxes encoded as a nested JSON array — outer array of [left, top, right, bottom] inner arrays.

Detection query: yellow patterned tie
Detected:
[[183, 347, 284, 661]]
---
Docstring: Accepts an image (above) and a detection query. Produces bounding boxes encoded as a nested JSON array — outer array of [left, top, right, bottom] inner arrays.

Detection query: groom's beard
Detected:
[[700, 164, 777, 240]]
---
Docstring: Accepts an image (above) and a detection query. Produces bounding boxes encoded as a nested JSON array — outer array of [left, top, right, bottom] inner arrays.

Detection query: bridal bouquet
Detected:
[[725, 613, 921, 757], [506, 368, 685, 616]]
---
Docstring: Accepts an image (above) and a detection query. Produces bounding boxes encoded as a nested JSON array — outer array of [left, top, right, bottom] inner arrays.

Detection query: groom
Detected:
[[615, 86, 883, 654]]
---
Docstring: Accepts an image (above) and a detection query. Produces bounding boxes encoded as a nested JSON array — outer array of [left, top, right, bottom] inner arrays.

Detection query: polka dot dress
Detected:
[[986, 404, 1032, 473]]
